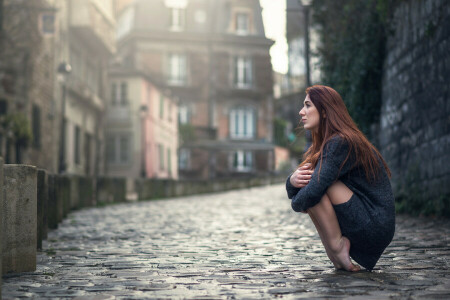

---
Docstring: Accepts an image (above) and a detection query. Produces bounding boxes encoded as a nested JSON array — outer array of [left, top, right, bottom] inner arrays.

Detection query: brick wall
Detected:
[[379, 0, 450, 201]]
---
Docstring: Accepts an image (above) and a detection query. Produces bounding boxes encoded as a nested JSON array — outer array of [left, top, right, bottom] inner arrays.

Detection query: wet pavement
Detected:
[[2, 184, 450, 299]]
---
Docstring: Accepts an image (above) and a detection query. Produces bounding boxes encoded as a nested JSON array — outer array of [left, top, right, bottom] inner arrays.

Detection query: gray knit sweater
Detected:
[[286, 136, 395, 270]]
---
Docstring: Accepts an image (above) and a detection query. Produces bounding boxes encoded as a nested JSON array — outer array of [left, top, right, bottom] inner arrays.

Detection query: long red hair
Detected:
[[299, 85, 391, 181]]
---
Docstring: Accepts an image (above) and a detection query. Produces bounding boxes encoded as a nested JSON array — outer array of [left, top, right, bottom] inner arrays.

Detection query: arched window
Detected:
[[229, 107, 255, 139]]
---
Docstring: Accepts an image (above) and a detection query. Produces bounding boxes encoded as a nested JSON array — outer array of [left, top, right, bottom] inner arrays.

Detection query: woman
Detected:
[[286, 85, 395, 271]]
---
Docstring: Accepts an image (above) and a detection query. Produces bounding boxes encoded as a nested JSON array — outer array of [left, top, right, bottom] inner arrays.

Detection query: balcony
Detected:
[[69, 0, 115, 54]]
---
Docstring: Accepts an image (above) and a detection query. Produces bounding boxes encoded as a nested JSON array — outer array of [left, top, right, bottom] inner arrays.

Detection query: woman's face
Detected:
[[299, 95, 320, 132]]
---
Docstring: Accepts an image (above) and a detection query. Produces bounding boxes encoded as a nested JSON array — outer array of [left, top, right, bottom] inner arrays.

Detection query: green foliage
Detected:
[[179, 123, 196, 144], [273, 117, 289, 147], [311, 0, 399, 137], [0, 112, 33, 146]]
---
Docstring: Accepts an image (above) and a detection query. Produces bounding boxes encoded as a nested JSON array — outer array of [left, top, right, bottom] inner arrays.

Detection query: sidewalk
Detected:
[[3, 184, 450, 299]]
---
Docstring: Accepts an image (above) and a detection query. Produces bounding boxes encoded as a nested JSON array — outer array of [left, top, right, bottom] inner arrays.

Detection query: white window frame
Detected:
[[232, 150, 253, 172], [178, 104, 190, 124], [235, 12, 250, 35], [168, 53, 187, 85], [170, 8, 185, 31], [229, 107, 255, 139], [234, 56, 252, 88]]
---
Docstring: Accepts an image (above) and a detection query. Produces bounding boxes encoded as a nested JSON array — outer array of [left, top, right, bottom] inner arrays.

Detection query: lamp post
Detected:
[[299, 0, 312, 88], [57, 62, 71, 174], [140, 104, 148, 178]]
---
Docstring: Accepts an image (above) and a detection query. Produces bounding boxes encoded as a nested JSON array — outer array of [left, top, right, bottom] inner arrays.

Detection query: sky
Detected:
[[260, 0, 288, 74]]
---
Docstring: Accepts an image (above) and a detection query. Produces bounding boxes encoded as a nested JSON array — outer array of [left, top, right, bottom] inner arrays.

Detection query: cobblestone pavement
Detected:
[[3, 184, 450, 299]]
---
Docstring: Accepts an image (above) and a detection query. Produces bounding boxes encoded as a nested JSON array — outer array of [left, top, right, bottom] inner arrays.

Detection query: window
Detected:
[[84, 133, 91, 174], [41, 13, 56, 35], [159, 144, 165, 170], [234, 57, 252, 88], [235, 12, 250, 35], [178, 104, 191, 124], [229, 107, 255, 139], [120, 82, 127, 105], [86, 62, 98, 94], [167, 148, 172, 175], [119, 136, 129, 163], [168, 53, 187, 85], [170, 8, 185, 31], [106, 135, 130, 164], [111, 83, 117, 105], [117, 6, 135, 39], [233, 150, 253, 172], [32, 104, 41, 149], [74, 125, 81, 165], [111, 82, 127, 106], [106, 137, 115, 163], [179, 148, 190, 170]]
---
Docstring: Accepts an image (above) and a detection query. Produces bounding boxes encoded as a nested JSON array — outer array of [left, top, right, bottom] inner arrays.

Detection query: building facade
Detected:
[[0, 0, 57, 171], [53, 0, 116, 176], [115, 0, 275, 179], [106, 68, 179, 179]]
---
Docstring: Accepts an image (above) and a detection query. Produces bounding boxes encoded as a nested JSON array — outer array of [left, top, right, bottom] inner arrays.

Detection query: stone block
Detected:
[[69, 175, 80, 210], [37, 169, 48, 250], [79, 177, 95, 207], [47, 174, 58, 229], [2, 165, 37, 274], [55, 176, 71, 219], [97, 177, 126, 205]]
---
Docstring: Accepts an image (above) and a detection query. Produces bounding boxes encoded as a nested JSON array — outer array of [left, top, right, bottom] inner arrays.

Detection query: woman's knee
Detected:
[[326, 181, 353, 206]]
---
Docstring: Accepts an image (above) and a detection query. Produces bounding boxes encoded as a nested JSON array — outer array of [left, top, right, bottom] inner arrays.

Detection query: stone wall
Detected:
[[380, 0, 450, 210], [0, 158, 3, 292]]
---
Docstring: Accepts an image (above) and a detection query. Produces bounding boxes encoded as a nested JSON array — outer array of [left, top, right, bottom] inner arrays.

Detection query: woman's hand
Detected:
[[290, 164, 314, 188]]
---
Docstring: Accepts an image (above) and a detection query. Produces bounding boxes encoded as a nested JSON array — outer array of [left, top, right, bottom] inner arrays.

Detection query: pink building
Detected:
[[105, 68, 178, 179]]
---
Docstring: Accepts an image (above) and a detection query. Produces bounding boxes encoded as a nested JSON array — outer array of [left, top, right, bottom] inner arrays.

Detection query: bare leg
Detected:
[[307, 181, 360, 271]]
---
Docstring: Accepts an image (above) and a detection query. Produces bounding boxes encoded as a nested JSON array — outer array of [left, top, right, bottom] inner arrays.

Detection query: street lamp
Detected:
[[299, 0, 312, 88], [140, 104, 148, 178], [57, 62, 72, 174]]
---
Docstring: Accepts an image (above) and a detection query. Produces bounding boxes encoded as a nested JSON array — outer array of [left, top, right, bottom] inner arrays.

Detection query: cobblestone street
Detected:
[[3, 184, 450, 299]]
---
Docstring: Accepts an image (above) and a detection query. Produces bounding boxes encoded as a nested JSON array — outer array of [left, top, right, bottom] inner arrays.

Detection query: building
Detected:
[[0, 0, 57, 171], [53, 0, 116, 176], [286, 0, 320, 92], [115, 0, 275, 179], [106, 67, 179, 179]]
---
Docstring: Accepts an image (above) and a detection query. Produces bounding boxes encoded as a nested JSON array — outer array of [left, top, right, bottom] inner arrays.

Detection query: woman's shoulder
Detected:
[[324, 135, 349, 150]]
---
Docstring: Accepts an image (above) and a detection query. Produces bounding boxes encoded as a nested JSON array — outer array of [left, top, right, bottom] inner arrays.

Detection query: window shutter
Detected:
[[111, 83, 117, 105], [246, 58, 253, 86], [120, 82, 127, 105]]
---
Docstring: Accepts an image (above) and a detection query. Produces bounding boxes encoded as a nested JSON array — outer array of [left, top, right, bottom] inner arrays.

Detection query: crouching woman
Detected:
[[286, 85, 395, 271]]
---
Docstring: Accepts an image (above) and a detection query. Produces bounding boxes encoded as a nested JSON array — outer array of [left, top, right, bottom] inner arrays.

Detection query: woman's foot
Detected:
[[329, 237, 360, 272]]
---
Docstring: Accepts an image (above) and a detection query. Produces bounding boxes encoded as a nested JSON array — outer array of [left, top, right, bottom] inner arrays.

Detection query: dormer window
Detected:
[[170, 8, 185, 31], [235, 12, 250, 35]]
